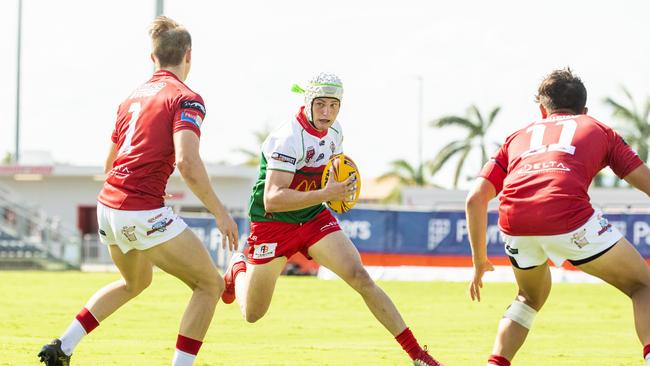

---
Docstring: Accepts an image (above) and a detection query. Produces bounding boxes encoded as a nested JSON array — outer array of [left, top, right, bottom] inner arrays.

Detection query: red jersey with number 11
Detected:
[[98, 70, 205, 210], [480, 114, 642, 236]]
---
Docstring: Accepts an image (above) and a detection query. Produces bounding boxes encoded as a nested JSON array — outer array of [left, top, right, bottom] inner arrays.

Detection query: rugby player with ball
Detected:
[[221, 72, 444, 366]]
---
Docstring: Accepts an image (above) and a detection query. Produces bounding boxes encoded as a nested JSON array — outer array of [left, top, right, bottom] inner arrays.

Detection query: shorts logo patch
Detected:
[[181, 100, 206, 115], [505, 244, 518, 255], [121, 226, 137, 242], [147, 219, 174, 235], [253, 243, 277, 259], [597, 214, 612, 236], [271, 152, 296, 165], [147, 213, 163, 223], [571, 228, 589, 248], [320, 221, 339, 232]]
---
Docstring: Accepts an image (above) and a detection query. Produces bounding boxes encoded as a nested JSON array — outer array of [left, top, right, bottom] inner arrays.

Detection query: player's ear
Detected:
[[185, 49, 192, 64], [583, 107, 588, 114], [539, 104, 548, 118], [150, 53, 155, 64]]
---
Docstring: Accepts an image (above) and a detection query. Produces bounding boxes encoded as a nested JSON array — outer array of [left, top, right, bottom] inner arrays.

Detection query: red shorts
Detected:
[[246, 209, 341, 264]]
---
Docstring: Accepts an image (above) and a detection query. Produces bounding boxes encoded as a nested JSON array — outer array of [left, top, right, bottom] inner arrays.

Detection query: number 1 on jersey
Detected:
[[522, 119, 577, 157], [118, 102, 141, 156]]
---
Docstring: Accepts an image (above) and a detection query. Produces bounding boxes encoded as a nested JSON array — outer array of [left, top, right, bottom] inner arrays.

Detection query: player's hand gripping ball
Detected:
[[321, 154, 361, 214]]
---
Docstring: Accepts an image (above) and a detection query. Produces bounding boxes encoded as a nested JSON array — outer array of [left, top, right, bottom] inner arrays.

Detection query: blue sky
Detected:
[[1, 0, 649, 188]]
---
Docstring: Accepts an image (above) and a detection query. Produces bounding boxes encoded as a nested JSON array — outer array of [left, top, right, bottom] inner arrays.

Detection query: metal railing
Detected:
[[0, 184, 81, 268]]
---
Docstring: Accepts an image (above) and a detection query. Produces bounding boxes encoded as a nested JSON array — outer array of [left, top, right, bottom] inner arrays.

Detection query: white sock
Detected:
[[59, 319, 87, 356], [172, 349, 196, 366]]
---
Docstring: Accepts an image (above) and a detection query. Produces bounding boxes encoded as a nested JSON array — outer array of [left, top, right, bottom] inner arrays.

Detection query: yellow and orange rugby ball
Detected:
[[321, 154, 361, 214]]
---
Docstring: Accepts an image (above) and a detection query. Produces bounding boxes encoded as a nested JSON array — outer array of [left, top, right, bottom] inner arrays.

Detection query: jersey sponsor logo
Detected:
[[571, 228, 589, 248], [516, 161, 570, 174], [252, 243, 277, 259], [315, 153, 325, 162], [319, 140, 326, 146], [295, 179, 318, 192], [271, 152, 296, 165], [129, 82, 166, 98], [180, 111, 203, 128], [147, 219, 174, 235], [330, 141, 336, 153], [121, 226, 137, 242], [306, 146, 316, 163], [181, 100, 206, 115]]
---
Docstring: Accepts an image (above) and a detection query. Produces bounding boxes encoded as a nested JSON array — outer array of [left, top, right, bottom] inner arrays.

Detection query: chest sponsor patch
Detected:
[[181, 100, 206, 115], [271, 152, 296, 165], [252, 243, 277, 259]]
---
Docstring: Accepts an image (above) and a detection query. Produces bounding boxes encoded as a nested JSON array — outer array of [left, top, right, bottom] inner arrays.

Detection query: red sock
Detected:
[[75, 307, 99, 333], [232, 261, 247, 281], [176, 334, 202, 356], [488, 355, 511, 366], [644, 344, 650, 359], [395, 327, 423, 360]]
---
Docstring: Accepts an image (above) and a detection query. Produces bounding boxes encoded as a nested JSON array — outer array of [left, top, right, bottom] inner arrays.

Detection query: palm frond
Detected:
[[453, 146, 472, 188], [430, 116, 477, 131], [468, 105, 484, 130], [429, 142, 470, 175], [486, 106, 501, 129]]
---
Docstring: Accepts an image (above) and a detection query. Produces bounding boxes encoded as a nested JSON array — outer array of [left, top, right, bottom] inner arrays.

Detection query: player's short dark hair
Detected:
[[149, 16, 192, 67], [535, 68, 587, 114]]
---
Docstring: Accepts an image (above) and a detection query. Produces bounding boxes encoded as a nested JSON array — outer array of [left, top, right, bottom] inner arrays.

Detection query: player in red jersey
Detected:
[[466, 68, 650, 366], [38, 16, 238, 366]]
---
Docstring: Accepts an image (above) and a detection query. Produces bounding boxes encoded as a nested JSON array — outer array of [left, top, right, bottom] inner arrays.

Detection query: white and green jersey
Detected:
[[249, 107, 344, 223]]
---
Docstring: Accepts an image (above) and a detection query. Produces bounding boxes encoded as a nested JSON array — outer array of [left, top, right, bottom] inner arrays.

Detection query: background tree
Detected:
[[377, 159, 432, 203], [429, 105, 500, 188], [233, 125, 272, 166], [604, 87, 650, 162]]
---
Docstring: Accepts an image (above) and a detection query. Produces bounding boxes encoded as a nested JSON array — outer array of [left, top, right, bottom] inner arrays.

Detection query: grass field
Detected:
[[0, 271, 642, 365]]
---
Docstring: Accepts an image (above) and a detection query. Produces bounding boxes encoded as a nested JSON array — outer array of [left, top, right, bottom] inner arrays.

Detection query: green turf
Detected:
[[0, 271, 641, 365]]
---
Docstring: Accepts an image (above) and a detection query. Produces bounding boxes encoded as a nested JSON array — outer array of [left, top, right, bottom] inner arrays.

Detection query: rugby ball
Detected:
[[321, 154, 361, 214]]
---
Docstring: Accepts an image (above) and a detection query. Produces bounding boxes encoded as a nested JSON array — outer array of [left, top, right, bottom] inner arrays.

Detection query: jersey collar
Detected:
[[152, 69, 183, 83], [296, 106, 328, 138]]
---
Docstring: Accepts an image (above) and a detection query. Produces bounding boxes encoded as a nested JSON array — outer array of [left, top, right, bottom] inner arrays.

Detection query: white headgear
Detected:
[[292, 72, 343, 122]]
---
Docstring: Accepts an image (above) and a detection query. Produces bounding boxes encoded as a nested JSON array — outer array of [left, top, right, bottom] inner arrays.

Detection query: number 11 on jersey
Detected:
[[118, 102, 141, 156], [522, 119, 577, 158]]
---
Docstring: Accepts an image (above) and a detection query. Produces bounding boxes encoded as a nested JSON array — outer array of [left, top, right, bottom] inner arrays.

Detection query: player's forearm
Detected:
[[466, 195, 489, 263], [264, 188, 328, 212], [178, 159, 228, 217]]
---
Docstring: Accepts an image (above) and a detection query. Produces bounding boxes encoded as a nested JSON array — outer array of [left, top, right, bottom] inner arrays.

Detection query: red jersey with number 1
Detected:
[[97, 70, 205, 210], [480, 114, 642, 236]]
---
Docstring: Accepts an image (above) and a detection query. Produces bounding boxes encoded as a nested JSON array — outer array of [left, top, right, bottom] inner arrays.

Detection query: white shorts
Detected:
[[97, 203, 188, 253], [502, 211, 623, 268]]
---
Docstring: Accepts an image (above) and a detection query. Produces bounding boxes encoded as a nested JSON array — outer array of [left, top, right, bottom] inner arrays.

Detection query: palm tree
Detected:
[[234, 125, 272, 166], [377, 159, 431, 203], [429, 105, 500, 188], [604, 87, 650, 162]]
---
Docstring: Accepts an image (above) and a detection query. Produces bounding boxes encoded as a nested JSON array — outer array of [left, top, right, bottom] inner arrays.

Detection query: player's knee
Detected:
[[196, 273, 224, 298], [348, 266, 375, 293], [503, 300, 538, 329], [622, 279, 650, 299], [244, 308, 266, 323], [124, 275, 152, 297]]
